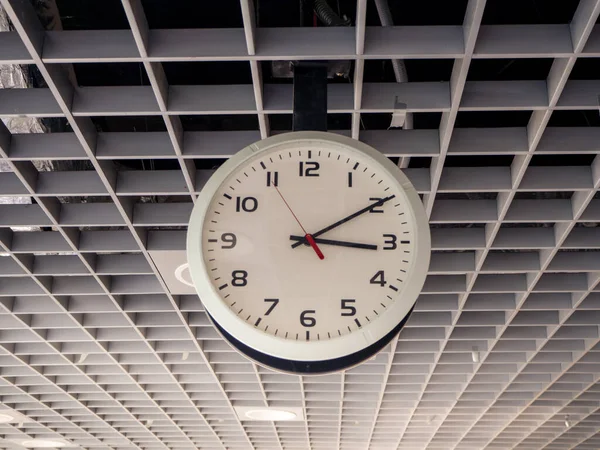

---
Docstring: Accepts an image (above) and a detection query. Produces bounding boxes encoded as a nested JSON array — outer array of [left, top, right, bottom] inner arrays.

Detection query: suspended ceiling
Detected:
[[1, 0, 600, 449]]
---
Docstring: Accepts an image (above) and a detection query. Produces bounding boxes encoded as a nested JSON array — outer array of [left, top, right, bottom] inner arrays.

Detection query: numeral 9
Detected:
[[221, 233, 237, 249]]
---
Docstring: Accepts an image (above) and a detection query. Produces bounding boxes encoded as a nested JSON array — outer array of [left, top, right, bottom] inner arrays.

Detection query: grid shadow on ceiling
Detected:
[[0, 0, 600, 450]]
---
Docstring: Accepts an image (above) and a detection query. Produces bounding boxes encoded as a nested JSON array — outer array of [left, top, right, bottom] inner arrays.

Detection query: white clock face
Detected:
[[188, 132, 430, 363]]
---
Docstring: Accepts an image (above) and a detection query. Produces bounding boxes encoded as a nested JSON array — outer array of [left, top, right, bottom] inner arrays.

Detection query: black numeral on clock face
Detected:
[[299, 161, 320, 177], [266, 171, 279, 187], [220, 233, 237, 249], [231, 270, 248, 287], [300, 310, 316, 327], [383, 234, 397, 250], [348, 172, 353, 187], [370, 270, 386, 287], [341, 299, 356, 316], [264, 298, 279, 315], [369, 197, 384, 213], [236, 196, 258, 212]]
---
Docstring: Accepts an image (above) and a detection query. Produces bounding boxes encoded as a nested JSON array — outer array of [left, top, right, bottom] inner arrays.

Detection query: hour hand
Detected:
[[290, 235, 377, 250]]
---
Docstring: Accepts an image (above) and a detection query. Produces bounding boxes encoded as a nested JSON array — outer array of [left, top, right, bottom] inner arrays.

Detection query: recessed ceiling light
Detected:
[[0, 413, 13, 423], [245, 409, 297, 421], [21, 439, 67, 448], [174, 263, 194, 287]]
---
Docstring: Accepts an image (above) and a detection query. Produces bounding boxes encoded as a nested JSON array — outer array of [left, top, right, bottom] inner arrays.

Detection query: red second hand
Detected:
[[305, 234, 325, 260], [274, 186, 325, 260]]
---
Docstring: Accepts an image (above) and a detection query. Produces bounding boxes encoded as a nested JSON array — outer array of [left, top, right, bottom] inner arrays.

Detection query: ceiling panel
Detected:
[[1, 0, 600, 449]]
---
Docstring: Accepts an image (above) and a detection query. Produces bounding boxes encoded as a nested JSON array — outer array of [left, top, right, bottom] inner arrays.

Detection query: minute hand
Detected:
[[291, 195, 396, 249]]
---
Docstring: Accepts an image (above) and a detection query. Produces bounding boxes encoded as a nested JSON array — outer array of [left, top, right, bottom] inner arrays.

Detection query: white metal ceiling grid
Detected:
[[0, 0, 599, 449]]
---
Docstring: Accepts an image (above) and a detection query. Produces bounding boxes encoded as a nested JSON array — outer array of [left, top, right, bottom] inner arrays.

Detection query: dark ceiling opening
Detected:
[[44, 0, 600, 172]]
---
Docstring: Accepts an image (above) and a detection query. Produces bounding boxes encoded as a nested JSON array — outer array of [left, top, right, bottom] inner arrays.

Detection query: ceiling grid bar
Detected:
[[0, 372, 133, 449], [0, 307, 171, 449], [364, 340, 401, 449], [298, 377, 312, 450], [0, 115, 230, 449], [408, 1, 600, 447], [423, 0, 487, 217], [465, 273, 600, 450], [0, 233, 219, 449], [0, 1, 257, 447], [335, 371, 346, 450], [251, 363, 285, 450], [2, 0, 600, 448], [541, 405, 600, 449], [444, 2, 600, 447], [351, 0, 367, 140], [120, 0, 197, 203], [240, 0, 270, 139], [385, 1, 487, 447]]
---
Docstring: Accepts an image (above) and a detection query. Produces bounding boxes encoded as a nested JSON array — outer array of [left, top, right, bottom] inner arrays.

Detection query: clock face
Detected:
[[188, 132, 430, 364]]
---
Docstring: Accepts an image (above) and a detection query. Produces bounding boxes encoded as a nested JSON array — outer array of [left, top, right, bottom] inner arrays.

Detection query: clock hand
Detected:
[[274, 186, 325, 260], [290, 235, 377, 250], [291, 195, 396, 249]]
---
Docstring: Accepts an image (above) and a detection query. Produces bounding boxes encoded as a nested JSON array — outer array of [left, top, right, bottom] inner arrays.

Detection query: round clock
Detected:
[[187, 131, 430, 374]]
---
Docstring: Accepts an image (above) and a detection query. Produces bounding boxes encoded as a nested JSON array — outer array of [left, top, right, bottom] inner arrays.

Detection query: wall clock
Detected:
[[187, 131, 430, 374]]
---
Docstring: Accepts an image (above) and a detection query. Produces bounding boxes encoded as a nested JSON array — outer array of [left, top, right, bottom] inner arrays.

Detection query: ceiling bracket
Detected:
[[292, 61, 328, 132]]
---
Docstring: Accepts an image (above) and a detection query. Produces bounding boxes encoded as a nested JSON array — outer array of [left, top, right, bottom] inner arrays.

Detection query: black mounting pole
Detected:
[[292, 62, 328, 132]]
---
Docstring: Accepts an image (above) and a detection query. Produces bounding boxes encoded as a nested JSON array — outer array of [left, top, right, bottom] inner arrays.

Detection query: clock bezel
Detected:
[[187, 131, 430, 362]]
